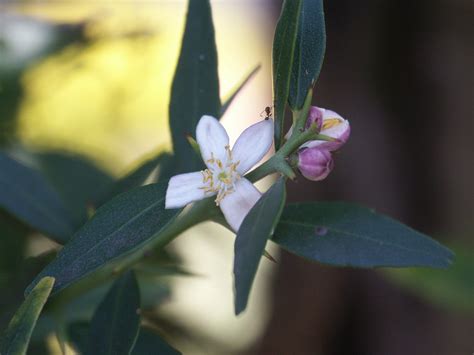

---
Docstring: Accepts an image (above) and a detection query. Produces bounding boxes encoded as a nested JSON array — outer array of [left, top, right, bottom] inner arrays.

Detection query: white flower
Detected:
[[165, 115, 274, 232]]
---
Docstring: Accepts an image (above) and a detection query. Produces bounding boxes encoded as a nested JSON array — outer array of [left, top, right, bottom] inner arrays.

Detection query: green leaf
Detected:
[[234, 178, 286, 315], [0, 211, 28, 280], [169, 0, 220, 173], [129, 328, 181, 355], [88, 271, 140, 355], [0, 276, 55, 355], [34, 151, 114, 228], [26, 182, 182, 296], [0, 152, 75, 244], [288, 0, 326, 109], [272, 0, 302, 149], [69, 324, 181, 355], [67, 322, 89, 354], [220, 65, 261, 118], [273, 202, 454, 268], [385, 245, 473, 313], [99, 152, 174, 204]]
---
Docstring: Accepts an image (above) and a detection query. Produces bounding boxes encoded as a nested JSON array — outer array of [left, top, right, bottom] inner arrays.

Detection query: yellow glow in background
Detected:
[[4, 1, 276, 353], [13, 1, 274, 175]]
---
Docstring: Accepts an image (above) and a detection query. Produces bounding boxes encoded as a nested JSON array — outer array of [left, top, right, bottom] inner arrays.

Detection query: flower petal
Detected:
[[302, 110, 350, 151], [196, 115, 230, 168], [219, 178, 261, 232], [232, 119, 274, 175], [165, 172, 211, 209]]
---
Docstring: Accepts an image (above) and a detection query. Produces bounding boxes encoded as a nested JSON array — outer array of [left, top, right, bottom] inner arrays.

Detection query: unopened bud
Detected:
[[304, 106, 324, 131], [303, 107, 350, 151], [297, 147, 334, 181]]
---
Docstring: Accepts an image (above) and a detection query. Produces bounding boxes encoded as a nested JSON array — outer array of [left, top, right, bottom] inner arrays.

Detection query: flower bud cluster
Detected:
[[294, 106, 350, 181]]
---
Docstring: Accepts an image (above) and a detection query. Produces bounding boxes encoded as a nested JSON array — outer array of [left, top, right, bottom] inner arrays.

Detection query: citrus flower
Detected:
[[165, 115, 273, 232]]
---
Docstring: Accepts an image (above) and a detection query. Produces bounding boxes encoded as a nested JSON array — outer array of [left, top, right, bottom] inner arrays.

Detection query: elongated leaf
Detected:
[[26, 182, 181, 295], [0, 277, 54, 355], [288, 0, 326, 109], [100, 152, 174, 204], [0, 152, 75, 244], [88, 271, 140, 355], [169, 0, 220, 173], [234, 178, 286, 315], [385, 245, 473, 312], [67, 323, 89, 354], [129, 328, 181, 355], [69, 324, 181, 355], [34, 151, 114, 227], [272, 0, 302, 149], [220, 65, 261, 118], [273, 202, 454, 268]]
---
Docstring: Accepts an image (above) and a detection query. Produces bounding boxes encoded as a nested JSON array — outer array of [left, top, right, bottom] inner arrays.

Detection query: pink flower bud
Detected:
[[304, 106, 324, 131], [303, 107, 350, 151], [297, 147, 334, 181]]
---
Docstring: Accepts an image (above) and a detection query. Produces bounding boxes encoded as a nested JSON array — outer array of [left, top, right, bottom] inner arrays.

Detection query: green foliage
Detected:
[[0, 277, 54, 355], [0, 2, 458, 353], [385, 245, 473, 312], [99, 152, 174, 204], [272, 0, 302, 149], [0, 152, 75, 244], [130, 327, 181, 355], [288, 0, 326, 109], [233, 178, 286, 315], [69, 323, 181, 355], [169, 0, 220, 173], [0, 212, 28, 285], [87, 271, 140, 355], [33, 151, 114, 228], [274, 202, 453, 268], [26, 183, 181, 295]]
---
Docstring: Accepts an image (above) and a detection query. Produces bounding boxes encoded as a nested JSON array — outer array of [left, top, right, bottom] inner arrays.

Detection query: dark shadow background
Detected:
[[255, 1, 473, 354]]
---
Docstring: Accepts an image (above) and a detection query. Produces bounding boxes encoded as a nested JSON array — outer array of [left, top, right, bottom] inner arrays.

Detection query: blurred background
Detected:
[[0, 0, 472, 354]]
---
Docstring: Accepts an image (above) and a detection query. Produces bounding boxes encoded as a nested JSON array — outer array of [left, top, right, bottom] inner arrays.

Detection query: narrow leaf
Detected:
[[288, 0, 326, 109], [34, 151, 114, 228], [385, 245, 473, 312], [88, 271, 140, 355], [273, 202, 454, 268], [0, 152, 75, 244], [26, 182, 181, 295], [220, 64, 261, 118], [69, 324, 181, 355], [272, 0, 302, 149], [99, 152, 174, 204], [0, 277, 55, 355], [234, 178, 286, 315], [169, 0, 220, 173], [130, 328, 181, 355]]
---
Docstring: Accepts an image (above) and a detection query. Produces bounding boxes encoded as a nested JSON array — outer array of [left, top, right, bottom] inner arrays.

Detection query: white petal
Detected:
[[196, 115, 229, 168], [165, 172, 211, 208], [219, 178, 261, 232], [232, 119, 274, 175]]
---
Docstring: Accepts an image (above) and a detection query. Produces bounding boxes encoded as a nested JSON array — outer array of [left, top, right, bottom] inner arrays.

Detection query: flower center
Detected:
[[200, 145, 240, 205]]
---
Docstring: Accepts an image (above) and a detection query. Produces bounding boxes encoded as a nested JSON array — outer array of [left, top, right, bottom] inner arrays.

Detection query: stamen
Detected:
[[322, 118, 342, 130]]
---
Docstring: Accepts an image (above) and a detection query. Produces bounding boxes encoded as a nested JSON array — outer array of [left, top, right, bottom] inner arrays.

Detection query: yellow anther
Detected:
[[322, 118, 342, 130]]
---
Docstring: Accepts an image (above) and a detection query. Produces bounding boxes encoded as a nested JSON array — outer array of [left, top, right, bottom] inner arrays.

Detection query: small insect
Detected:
[[260, 106, 273, 120]]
